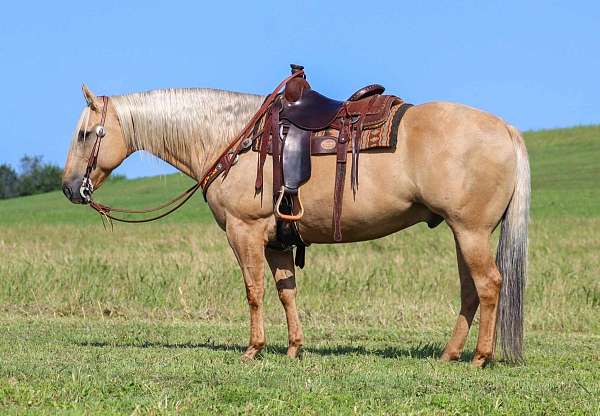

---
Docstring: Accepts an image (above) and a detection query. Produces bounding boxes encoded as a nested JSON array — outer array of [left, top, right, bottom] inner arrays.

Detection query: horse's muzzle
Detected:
[[62, 178, 89, 204]]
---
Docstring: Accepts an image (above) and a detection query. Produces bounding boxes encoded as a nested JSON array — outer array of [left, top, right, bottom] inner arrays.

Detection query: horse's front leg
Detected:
[[265, 248, 303, 358], [226, 217, 268, 361]]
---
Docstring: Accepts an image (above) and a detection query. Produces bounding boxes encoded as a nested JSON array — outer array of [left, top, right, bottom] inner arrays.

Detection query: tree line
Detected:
[[0, 156, 63, 199]]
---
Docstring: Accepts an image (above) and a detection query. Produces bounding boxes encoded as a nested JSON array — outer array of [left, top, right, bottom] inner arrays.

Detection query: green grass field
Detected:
[[1, 125, 599, 415]]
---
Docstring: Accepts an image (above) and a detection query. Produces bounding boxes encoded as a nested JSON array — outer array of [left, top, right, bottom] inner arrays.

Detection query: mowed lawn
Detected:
[[1, 126, 599, 414]]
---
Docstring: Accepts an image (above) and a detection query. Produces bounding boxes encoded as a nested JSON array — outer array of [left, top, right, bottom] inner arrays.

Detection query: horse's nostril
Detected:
[[62, 184, 73, 200]]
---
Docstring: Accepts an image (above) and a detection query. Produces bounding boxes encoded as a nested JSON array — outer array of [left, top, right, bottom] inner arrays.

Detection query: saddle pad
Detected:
[[252, 99, 411, 155]]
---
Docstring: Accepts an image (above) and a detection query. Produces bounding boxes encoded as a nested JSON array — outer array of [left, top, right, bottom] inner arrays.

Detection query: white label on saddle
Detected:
[[320, 138, 337, 151]]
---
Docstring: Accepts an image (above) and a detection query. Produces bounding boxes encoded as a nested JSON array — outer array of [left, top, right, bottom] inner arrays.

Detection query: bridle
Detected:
[[80, 96, 109, 203], [80, 69, 304, 225]]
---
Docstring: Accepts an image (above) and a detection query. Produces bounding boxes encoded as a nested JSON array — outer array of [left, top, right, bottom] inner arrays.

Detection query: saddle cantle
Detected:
[[348, 84, 385, 101]]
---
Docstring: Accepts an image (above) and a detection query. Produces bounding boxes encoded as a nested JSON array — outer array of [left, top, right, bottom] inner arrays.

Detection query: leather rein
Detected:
[[81, 70, 305, 225]]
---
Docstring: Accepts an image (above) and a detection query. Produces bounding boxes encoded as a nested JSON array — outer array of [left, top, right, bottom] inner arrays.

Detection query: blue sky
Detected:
[[0, 1, 598, 178]]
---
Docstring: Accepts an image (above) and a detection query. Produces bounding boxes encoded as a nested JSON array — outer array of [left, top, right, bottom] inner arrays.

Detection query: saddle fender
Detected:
[[281, 124, 312, 193]]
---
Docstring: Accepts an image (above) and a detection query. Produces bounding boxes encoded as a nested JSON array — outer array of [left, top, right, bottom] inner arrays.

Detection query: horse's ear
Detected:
[[82, 84, 100, 111]]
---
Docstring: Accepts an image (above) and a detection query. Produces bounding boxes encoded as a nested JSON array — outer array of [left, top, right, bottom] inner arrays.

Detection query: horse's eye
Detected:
[[77, 130, 88, 142]]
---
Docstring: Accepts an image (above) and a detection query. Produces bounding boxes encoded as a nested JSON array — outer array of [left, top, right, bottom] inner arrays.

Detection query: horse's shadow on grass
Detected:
[[76, 339, 475, 362]]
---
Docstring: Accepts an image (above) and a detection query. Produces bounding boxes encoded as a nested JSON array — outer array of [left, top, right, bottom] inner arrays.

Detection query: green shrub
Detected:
[[0, 155, 63, 199]]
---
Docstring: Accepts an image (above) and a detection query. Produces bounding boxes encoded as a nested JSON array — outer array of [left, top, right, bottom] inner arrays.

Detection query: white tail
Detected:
[[496, 125, 530, 363]]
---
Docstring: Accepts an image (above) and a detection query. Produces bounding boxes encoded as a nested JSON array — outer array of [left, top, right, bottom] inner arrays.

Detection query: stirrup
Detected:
[[274, 187, 304, 221]]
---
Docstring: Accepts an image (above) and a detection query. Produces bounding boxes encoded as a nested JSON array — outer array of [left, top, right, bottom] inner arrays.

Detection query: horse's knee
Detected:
[[275, 275, 297, 305], [277, 287, 296, 304], [245, 287, 263, 309]]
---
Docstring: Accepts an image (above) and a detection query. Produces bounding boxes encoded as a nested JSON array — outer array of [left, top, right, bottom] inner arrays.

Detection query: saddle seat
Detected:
[[281, 65, 386, 131], [282, 89, 345, 131]]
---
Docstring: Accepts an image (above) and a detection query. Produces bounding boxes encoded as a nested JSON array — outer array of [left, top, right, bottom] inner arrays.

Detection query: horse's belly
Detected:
[[298, 205, 429, 243], [290, 151, 428, 243], [296, 178, 430, 243]]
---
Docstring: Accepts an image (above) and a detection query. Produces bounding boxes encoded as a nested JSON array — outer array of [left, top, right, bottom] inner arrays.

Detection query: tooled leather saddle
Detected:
[[254, 65, 411, 259]]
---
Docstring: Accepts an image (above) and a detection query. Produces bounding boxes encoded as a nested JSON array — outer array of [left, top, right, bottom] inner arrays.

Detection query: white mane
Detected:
[[110, 88, 264, 172]]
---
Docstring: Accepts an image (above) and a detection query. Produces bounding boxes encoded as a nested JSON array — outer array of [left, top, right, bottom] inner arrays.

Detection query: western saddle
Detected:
[[202, 65, 412, 267]]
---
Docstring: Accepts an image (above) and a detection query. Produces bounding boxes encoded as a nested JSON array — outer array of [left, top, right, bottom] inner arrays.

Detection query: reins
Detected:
[[83, 69, 305, 225], [89, 183, 201, 225]]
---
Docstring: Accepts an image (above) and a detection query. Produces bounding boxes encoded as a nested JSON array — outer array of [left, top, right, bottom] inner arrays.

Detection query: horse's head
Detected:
[[62, 85, 128, 204]]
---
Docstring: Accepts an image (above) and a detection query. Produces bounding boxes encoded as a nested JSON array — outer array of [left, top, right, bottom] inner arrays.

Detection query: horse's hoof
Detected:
[[471, 353, 491, 368], [440, 351, 460, 362], [241, 346, 262, 362], [287, 346, 302, 359]]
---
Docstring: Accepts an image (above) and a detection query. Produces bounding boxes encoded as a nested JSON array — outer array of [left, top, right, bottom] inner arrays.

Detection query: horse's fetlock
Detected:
[[474, 347, 494, 362]]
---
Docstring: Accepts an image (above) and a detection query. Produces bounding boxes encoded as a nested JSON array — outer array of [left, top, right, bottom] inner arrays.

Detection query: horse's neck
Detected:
[[194, 108, 262, 179], [115, 89, 264, 180]]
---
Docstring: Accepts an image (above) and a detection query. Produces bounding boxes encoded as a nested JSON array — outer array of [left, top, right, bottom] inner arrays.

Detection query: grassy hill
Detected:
[[0, 125, 599, 415], [526, 125, 600, 218]]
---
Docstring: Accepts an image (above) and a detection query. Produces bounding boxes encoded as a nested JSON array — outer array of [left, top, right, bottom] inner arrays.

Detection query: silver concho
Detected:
[[95, 125, 106, 138], [241, 138, 253, 149]]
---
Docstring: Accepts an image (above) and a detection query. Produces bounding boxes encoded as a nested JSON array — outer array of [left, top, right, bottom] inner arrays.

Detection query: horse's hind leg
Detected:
[[441, 235, 480, 361], [265, 248, 304, 358], [226, 218, 268, 361], [451, 228, 502, 368]]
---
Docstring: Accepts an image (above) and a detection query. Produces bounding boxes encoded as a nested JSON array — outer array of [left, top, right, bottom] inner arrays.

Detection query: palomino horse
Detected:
[[62, 80, 529, 367]]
